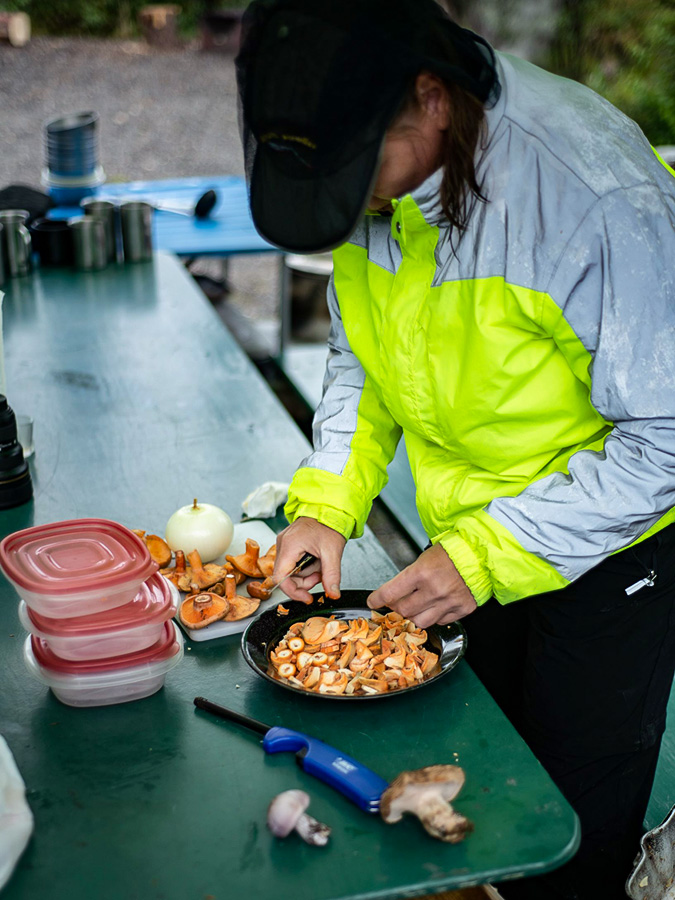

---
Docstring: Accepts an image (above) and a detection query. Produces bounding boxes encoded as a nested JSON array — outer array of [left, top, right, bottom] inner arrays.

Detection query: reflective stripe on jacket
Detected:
[[285, 51, 675, 604]]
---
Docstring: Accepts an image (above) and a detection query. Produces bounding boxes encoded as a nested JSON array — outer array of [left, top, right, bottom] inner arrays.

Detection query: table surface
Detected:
[[0, 254, 579, 899], [50, 175, 277, 257]]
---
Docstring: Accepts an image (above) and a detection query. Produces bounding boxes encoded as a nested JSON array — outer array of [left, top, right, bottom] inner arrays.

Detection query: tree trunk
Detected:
[[138, 4, 181, 49]]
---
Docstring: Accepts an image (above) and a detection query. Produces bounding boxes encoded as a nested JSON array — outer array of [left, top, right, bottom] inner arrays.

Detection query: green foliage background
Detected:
[[548, 0, 675, 145], [2, 1, 247, 37]]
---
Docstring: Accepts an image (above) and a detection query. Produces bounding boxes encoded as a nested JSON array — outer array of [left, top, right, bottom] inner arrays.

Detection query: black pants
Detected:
[[462, 524, 675, 900]]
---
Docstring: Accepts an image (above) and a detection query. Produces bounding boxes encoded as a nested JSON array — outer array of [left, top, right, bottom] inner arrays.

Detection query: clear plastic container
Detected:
[[24, 621, 184, 707], [0, 518, 157, 618], [18, 573, 177, 661]]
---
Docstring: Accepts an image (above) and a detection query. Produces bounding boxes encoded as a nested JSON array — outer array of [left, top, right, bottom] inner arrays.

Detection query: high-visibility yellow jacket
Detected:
[[285, 51, 675, 604]]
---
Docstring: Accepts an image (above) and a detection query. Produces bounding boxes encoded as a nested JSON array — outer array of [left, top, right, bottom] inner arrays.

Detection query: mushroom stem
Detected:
[[294, 813, 332, 846], [415, 793, 473, 843], [267, 789, 331, 847], [192, 594, 212, 611]]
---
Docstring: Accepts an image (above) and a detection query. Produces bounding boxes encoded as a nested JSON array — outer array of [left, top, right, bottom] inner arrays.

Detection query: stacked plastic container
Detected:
[[0, 518, 183, 707]]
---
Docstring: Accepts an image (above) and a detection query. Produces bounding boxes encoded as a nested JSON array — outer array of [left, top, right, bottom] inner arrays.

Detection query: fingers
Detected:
[[410, 603, 460, 630], [366, 545, 478, 627], [274, 532, 310, 585], [320, 552, 342, 600], [280, 570, 322, 604], [367, 566, 418, 609], [274, 518, 345, 602]]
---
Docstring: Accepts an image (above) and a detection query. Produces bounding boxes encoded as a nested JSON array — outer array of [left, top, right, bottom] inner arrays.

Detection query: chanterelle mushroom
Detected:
[[226, 538, 263, 578], [267, 790, 331, 846], [379, 765, 473, 843], [177, 549, 228, 592]]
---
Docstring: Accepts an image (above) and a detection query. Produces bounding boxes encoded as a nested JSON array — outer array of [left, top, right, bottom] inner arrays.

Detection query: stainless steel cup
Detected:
[[69, 217, 107, 271], [80, 198, 118, 263], [0, 223, 5, 286], [120, 201, 153, 263], [0, 210, 31, 277]]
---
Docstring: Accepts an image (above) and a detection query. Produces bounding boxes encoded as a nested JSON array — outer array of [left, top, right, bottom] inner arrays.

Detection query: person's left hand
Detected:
[[367, 543, 477, 628]]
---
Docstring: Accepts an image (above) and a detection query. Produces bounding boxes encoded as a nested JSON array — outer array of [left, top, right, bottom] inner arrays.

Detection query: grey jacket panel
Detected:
[[488, 180, 675, 580], [430, 53, 670, 291], [361, 215, 403, 274]]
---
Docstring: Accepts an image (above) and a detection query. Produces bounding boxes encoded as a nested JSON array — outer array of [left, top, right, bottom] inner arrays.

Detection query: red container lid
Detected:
[[30, 620, 179, 674], [0, 518, 156, 595], [23, 573, 175, 636]]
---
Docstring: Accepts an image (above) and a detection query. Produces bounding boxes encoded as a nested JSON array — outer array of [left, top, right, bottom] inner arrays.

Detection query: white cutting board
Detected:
[[171, 520, 287, 642]]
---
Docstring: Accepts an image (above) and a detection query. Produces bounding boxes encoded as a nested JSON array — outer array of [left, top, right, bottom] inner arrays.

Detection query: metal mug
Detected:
[[0, 209, 31, 277], [29, 218, 74, 267], [120, 201, 153, 263], [0, 223, 5, 286], [80, 198, 118, 264], [68, 217, 107, 271]]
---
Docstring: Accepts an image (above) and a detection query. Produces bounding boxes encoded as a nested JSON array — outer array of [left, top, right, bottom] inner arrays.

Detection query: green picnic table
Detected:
[[0, 254, 579, 899]]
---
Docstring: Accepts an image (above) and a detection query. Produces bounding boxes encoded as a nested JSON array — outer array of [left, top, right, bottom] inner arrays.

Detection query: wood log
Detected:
[[138, 4, 181, 48], [0, 12, 31, 48]]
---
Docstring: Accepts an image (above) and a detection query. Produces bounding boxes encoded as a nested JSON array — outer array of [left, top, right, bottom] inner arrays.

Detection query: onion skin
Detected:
[[165, 499, 234, 562]]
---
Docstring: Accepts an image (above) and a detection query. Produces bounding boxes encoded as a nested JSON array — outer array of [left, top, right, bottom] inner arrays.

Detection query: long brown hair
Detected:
[[397, 76, 488, 234], [438, 80, 487, 233]]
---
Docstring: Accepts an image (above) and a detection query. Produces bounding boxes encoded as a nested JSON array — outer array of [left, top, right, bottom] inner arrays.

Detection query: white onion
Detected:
[[165, 499, 234, 562]]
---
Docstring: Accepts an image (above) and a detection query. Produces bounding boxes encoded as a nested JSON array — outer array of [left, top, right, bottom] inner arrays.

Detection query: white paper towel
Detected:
[[0, 735, 33, 890], [241, 481, 289, 519]]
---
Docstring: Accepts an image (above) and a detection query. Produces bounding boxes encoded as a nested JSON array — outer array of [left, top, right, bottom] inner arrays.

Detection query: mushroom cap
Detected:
[[380, 765, 466, 823], [267, 789, 310, 838]]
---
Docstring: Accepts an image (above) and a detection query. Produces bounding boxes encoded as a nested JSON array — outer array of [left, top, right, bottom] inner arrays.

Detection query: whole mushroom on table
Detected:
[[380, 765, 473, 843], [267, 790, 331, 846]]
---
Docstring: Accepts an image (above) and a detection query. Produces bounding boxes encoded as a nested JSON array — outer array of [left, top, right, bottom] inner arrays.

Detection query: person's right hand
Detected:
[[273, 517, 346, 604]]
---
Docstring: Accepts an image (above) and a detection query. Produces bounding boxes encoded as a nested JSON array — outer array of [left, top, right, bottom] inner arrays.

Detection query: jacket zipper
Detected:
[[625, 536, 660, 595]]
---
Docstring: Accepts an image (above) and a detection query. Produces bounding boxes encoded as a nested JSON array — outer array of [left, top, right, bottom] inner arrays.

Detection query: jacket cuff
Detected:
[[285, 466, 371, 540], [433, 531, 494, 605], [285, 502, 357, 542]]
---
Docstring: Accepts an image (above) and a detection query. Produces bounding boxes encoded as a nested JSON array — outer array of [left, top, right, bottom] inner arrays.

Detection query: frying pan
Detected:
[[241, 590, 466, 701]]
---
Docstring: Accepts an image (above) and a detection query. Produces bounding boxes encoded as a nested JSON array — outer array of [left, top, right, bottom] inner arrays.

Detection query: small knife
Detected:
[[194, 697, 388, 813], [270, 551, 317, 592]]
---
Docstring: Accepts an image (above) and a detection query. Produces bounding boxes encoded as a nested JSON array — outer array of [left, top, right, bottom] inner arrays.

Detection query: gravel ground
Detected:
[[0, 37, 242, 185], [0, 36, 280, 329]]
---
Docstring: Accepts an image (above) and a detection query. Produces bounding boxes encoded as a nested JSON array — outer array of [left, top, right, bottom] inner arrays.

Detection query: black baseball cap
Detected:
[[236, 0, 499, 253]]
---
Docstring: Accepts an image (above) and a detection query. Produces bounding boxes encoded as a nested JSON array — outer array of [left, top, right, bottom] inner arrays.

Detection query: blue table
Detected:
[[50, 175, 277, 258]]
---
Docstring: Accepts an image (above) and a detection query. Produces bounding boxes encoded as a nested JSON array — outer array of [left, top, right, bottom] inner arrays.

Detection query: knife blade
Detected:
[[270, 551, 317, 591], [194, 697, 389, 812]]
